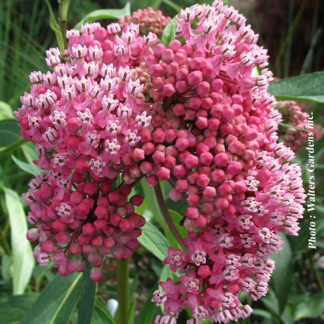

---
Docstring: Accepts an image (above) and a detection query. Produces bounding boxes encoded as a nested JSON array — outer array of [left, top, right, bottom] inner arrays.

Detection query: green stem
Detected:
[[117, 259, 129, 324], [35, 273, 44, 293], [58, 0, 70, 50], [154, 182, 186, 251]]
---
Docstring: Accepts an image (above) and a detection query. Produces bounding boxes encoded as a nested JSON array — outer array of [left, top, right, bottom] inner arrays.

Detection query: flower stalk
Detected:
[[58, 0, 70, 49], [154, 182, 186, 251], [116, 259, 129, 324]]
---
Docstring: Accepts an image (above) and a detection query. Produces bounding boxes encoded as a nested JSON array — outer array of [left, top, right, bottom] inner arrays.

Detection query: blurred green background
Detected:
[[0, 0, 324, 323]]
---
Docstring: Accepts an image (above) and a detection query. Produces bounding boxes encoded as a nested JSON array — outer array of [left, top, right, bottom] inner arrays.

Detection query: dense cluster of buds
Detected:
[[16, 0, 306, 322], [277, 101, 323, 151], [119, 7, 171, 37], [147, 1, 306, 323], [16, 21, 156, 281]]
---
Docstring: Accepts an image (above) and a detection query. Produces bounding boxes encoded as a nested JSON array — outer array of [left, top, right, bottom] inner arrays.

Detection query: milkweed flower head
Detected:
[[16, 21, 156, 281], [119, 7, 171, 37], [144, 1, 305, 323], [17, 0, 306, 321], [277, 100, 324, 151]]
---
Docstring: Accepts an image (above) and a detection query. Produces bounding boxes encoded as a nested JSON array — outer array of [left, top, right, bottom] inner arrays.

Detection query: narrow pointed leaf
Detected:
[[91, 297, 116, 324], [151, 0, 163, 10], [136, 288, 156, 324], [21, 143, 39, 164], [0, 101, 14, 120], [0, 294, 39, 323], [21, 273, 82, 324], [160, 17, 178, 46], [77, 263, 97, 324], [0, 119, 21, 147], [44, 0, 65, 52], [159, 265, 173, 283], [3, 187, 34, 295], [138, 222, 169, 261], [75, 3, 131, 29], [12, 155, 42, 176], [127, 298, 136, 324], [162, 0, 182, 12], [140, 179, 166, 230], [270, 234, 293, 313], [269, 72, 324, 103], [294, 292, 324, 320]]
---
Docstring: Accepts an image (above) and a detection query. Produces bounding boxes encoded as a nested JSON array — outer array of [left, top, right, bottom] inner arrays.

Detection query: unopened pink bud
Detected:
[[156, 167, 170, 180], [185, 154, 198, 169], [215, 197, 229, 210], [188, 71, 203, 86], [152, 150, 165, 164], [186, 207, 199, 220], [162, 84, 176, 97], [196, 116, 208, 129], [196, 174, 210, 187], [203, 186, 216, 200], [228, 161, 242, 175], [197, 81, 210, 96], [90, 267, 102, 282], [214, 152, 229, 167], [197, 265, 211, 278]]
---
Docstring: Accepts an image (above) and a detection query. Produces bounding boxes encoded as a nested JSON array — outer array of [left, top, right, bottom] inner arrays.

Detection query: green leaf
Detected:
[[33, 265, 55, 283], [1, 254, 12, 285], [138, 222, 169, 261], [21, 273, 83, 324], [270, 233, 293, 313], [151, 0, 163, 10], [44, 0, 65, 52], [294, 292, 324, 320], [75, 3, 131, 29], [12, 155, 42, 176], [201, 318, 213, 324], [165, 210, 187, 249], [316, 240, 324, 248], [0, 119, 21, 147], [262, 289, 280, 316], [279, 122, 309, 133], [127, 298, 136, 324], [136, 288, 156, 324], [21, 143, 38, 164], [159, 264, 173, 283], [77, 263, 97, 324], [280, 307, 294, 324], [91, 297, 116, 324], [140, 179, 166, 231], [3, 187, 34, 295], [162, 0, 182, 12], [0, 293, 39, 323], [168, 210, 187, 238], [160, 16, 178, 46], [269, 72, 324, 103], [0, 101, 13, 120], [0, 139, 26, 159], [253, 309, 272, 320]]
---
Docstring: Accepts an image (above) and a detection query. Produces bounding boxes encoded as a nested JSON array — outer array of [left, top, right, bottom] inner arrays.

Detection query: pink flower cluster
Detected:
[[277, 100, 323, 151], [119, 7, 171, 37], [16, 0, 306, 321], [16, 22, 157, 281], [147, 1, 305, 323]]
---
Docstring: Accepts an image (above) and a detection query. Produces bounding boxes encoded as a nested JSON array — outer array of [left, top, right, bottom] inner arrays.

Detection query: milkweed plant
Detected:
[[13, 0, 323, 323]]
